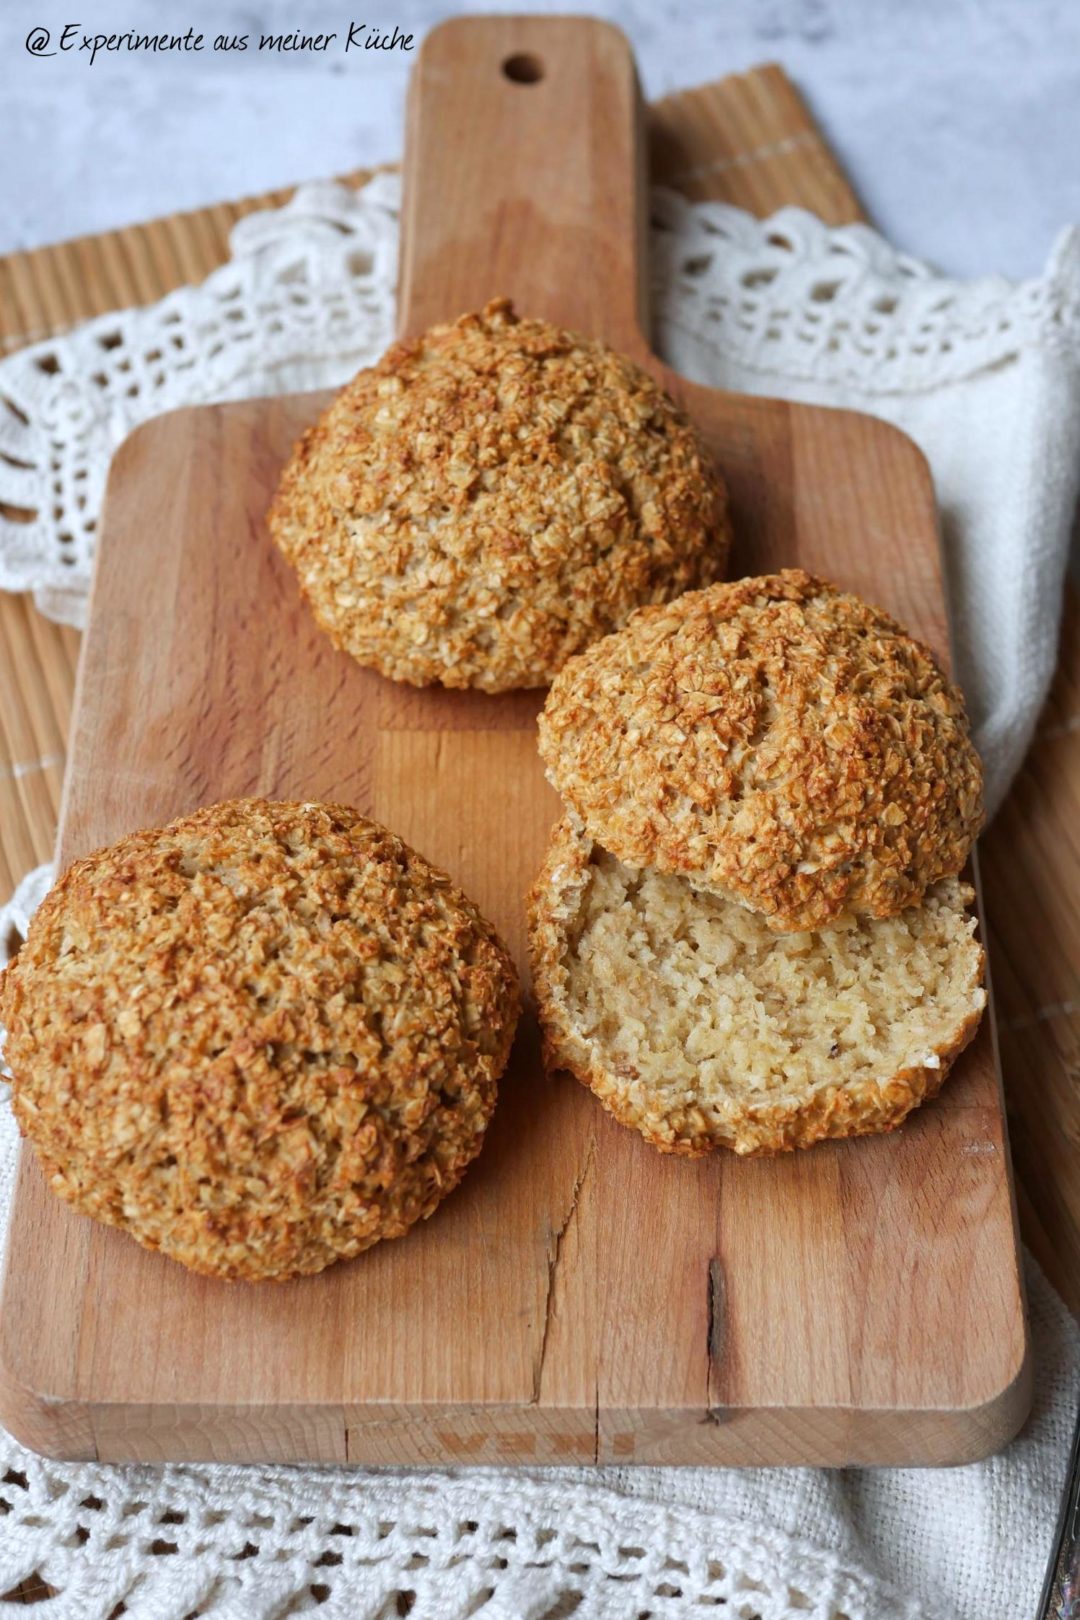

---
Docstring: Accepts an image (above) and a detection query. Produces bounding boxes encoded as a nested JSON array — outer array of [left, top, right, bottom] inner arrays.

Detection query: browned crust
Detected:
[[526, 817, 985, 1157], [0, 798, 519, 1280], [267, 297, 731, 692], [538, 570, 985, 932]]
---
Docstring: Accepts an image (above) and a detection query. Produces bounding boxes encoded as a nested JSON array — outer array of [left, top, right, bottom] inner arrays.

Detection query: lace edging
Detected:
[[0, 175, 400, 624], [651, 187, 1080, 392], [2, 172, 1077, 627], [0, 1459, 933, 1620]]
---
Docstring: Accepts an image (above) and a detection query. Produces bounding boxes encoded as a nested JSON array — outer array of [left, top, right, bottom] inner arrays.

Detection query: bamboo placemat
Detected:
[[0, 62, 1076, 1328]]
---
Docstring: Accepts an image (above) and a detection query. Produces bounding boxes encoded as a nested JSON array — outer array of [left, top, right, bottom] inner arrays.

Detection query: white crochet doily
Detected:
[[1, 170, 1078, 813], [0, 1458, 930, 1620], [2, 175, 1080, 1618], [0, 176, 400, 628]]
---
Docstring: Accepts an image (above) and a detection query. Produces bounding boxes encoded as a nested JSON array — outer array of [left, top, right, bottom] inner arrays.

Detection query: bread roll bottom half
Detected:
[[528, 818, 986, 1157]]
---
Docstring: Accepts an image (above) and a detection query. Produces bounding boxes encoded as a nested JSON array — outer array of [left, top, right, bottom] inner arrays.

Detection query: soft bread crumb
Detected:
[[528, 818, 985, 1156]]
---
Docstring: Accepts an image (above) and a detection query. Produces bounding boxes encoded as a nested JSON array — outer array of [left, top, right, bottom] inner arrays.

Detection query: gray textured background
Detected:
[[3, 0, 1080, 278]]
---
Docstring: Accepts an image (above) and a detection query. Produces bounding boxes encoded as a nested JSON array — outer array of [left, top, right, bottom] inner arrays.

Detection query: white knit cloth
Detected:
[[1, 173, 1079, 1618]]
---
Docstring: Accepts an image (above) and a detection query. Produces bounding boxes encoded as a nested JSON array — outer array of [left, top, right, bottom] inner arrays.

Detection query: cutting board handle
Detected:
[[397, 15, 651, 352]]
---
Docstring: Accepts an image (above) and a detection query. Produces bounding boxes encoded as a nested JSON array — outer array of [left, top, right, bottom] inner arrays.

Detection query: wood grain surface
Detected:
[[0, 18, 1036, 1469]]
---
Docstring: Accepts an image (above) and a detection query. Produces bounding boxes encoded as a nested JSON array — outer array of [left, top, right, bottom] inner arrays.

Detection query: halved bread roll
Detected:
[[528, 818, 986, 1156]]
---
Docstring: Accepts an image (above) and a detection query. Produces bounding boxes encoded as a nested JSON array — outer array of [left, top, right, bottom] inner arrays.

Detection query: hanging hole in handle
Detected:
[[502, 53, 544, 84]]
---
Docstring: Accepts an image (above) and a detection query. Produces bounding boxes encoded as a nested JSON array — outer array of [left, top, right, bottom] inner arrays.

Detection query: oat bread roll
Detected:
[[529, 819, 986, 1156], [0, 798, 519, 1281], [538, 570, 984, 933], [268, 297, 730, 692]]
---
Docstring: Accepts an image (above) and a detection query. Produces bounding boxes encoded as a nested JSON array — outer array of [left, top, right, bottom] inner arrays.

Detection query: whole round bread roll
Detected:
[[538, 569, 984, 933], [268, 297, 730, 692], [528, 818, 986, 1156], [0, 798, 519, 1281]]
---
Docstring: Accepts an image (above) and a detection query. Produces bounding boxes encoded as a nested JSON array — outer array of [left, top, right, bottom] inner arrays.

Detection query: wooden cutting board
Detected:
[[0, 15, 1029, 1467]]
